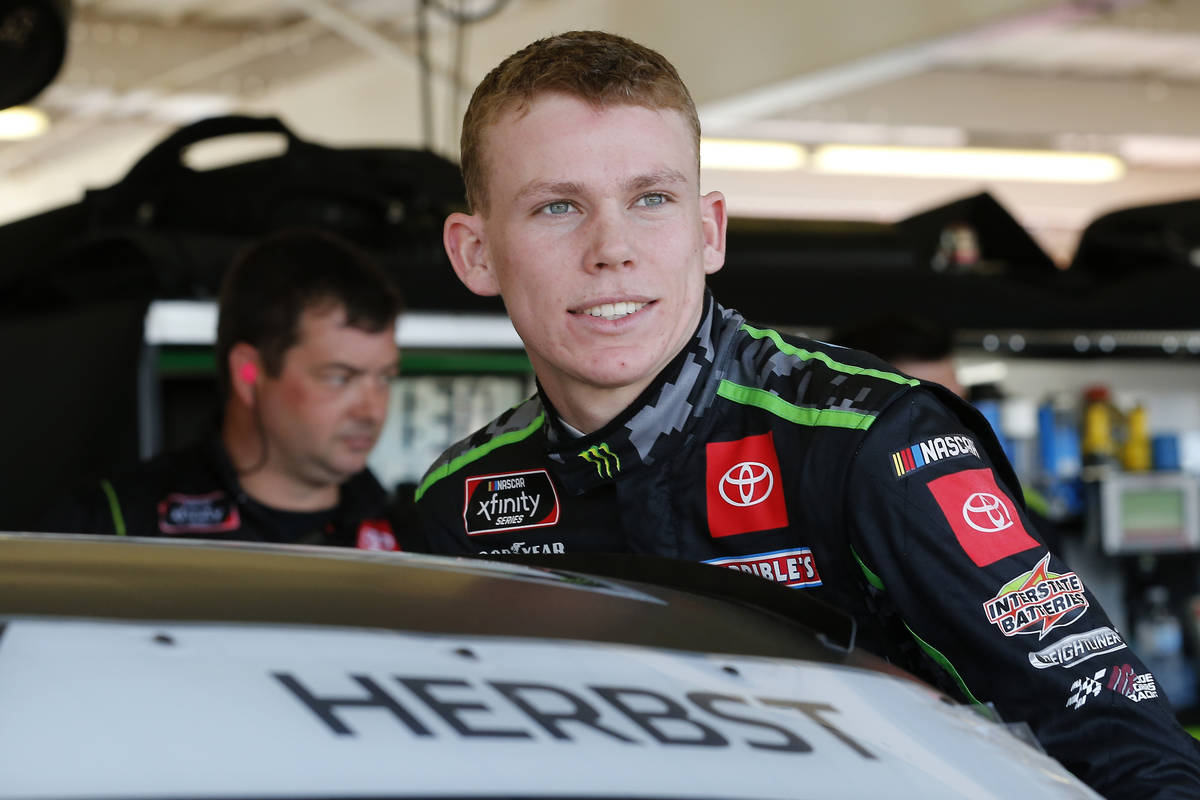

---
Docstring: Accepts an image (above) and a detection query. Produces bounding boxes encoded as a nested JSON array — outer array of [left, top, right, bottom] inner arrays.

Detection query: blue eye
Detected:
[[636, 193, 667, 207], [544, 201, 573, 215]]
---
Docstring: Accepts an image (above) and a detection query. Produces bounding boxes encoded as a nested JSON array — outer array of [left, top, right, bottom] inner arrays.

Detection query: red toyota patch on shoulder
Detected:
[[705, 432, 789, 538], [925, 468, 1038, 567], [356, 519, 399, 551]]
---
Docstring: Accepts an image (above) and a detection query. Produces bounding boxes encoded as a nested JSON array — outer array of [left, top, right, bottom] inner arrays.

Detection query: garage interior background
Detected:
[[3, 0, 1200, 701]]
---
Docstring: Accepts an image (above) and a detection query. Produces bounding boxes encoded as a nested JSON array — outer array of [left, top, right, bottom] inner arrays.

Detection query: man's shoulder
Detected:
[[414, 394, 546, 504], [722, 321, 920, 426]]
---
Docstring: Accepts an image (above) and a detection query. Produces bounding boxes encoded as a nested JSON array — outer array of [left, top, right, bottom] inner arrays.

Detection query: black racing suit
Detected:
[[43, 437, 407, 550], [415, 294, 1200, 798]]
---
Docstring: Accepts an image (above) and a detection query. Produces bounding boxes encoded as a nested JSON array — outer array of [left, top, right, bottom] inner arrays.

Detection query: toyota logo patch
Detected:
[[925, 468, 1038, 567], [705, 432, 789, 538], [719, 461, 774, 507], [962, 492, 1014, 533]]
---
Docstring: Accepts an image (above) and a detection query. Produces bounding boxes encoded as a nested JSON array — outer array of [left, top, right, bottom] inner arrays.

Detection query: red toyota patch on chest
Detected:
[[925, 468, 1039, 567], [705, 432, 789, 538], [356, 519, 399, 551]]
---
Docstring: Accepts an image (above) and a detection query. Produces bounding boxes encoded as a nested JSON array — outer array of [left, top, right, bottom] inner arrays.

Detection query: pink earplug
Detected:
[[239, 363, 258, 384]]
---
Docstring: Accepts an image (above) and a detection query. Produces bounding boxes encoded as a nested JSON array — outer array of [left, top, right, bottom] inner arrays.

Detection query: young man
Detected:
[[47, 228, 406, 550], [415, 31, 1200, 797]]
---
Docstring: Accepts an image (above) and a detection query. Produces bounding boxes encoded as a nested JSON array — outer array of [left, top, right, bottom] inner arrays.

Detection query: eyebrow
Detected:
[[625, 170, 689, 193], [515, 180, 585, 204]]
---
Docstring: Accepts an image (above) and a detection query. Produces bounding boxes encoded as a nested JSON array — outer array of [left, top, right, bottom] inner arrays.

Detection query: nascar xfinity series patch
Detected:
[[157, 491, 240, 535], [462, 469, 560, 536]]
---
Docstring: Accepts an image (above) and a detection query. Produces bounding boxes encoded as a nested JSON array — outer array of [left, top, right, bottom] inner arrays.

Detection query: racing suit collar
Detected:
[[542, 292, 742, 494]]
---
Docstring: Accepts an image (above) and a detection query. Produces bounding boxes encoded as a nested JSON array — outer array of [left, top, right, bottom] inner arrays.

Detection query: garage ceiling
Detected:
[[3, 0, 1199, 262]]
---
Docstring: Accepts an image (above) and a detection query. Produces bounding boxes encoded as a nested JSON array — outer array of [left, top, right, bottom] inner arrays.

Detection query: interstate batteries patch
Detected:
[[984, 552, 1089, 640], [463, 469, 560, 536]]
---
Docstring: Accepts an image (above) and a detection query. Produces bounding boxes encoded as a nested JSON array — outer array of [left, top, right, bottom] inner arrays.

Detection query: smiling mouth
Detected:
[[572, 300, 651, 321]]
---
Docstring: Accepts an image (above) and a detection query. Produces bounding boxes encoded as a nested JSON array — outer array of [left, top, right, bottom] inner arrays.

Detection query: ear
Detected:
[[699, 190, 728, 276], [444, 211, 501, 297], [228, 343, 261, 408]]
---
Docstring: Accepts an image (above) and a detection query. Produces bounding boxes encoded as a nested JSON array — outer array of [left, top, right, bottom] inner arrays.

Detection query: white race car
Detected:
[[0, 533, 1098, 799]]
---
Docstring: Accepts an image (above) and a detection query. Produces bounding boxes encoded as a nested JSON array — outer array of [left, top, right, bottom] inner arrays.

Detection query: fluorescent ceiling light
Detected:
[[958, 361, 1009, 388], [0, 106, 50, 140], [701, 138, 806, 171], [812, 144, 1125, 183]]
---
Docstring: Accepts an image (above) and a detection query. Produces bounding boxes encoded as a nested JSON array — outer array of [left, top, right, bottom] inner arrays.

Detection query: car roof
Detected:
[[0, 533, 852, 663]]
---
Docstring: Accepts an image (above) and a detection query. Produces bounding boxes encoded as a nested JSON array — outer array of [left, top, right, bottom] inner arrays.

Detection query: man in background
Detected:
[[44, 227, 407, 550], [833, 314, 965, 398], [413, 30, 1200, 797]]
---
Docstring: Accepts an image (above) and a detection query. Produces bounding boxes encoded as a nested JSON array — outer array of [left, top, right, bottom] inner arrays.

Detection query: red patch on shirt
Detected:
[[356, 519, 399, 551], [157, 491, 240, 534], [705, 432, 789, 538], [925, 468, 1038, 567]]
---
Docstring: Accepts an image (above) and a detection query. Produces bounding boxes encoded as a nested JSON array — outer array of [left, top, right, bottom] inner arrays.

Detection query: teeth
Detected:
[[581, 301, 647, 320]]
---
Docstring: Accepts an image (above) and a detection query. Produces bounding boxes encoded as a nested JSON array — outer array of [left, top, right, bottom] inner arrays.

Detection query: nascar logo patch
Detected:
[[891, 434, 980, 477]]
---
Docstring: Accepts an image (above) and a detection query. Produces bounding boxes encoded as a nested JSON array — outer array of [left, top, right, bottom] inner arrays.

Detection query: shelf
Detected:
[[144, 300, 523, 350], [956, 329, 1200, 359]]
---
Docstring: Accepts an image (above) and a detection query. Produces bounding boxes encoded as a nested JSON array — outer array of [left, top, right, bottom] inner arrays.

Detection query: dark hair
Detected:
[[832, 314, 954, 363], [215, 228, 402, 398], [460, 30, 699, 213]]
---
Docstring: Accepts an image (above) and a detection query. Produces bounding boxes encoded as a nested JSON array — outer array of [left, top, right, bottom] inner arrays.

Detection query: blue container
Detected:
[[1153, 434, 1182, 471]]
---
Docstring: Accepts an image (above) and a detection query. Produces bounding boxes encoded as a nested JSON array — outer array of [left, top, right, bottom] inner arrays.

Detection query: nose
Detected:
[[351, 377, 391, 427], [584, 204, 635, 272]]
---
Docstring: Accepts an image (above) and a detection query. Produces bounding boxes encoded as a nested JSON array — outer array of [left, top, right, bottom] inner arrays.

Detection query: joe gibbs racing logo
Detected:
[[984, 552, 1089, 639]]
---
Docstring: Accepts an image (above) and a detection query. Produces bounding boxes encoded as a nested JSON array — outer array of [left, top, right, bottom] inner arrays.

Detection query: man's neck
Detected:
[[546, 381, 651, 436], [221, 409, 339, 512]]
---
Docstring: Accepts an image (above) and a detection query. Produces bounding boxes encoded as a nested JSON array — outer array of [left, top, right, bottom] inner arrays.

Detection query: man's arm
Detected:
[[413, 476, 474, 555], [846, 386, 1200, 799]]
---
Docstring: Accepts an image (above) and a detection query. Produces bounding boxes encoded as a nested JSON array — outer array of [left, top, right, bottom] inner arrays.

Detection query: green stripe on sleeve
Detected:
[[414, 413, 546, 502], [851, 546, 885, 590], [903, 624, 983, 706], [100, 479, 127, 537], [717, 380, 877, 430], [851, 547, 981, 705], [741, 324, 920, 387]]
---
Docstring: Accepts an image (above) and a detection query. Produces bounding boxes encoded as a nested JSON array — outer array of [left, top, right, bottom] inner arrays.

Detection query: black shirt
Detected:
[[43, 436, 410, 550]]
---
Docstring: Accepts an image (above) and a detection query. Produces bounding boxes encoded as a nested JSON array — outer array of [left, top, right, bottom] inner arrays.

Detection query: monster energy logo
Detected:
[[579, 443, 621, 478]]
